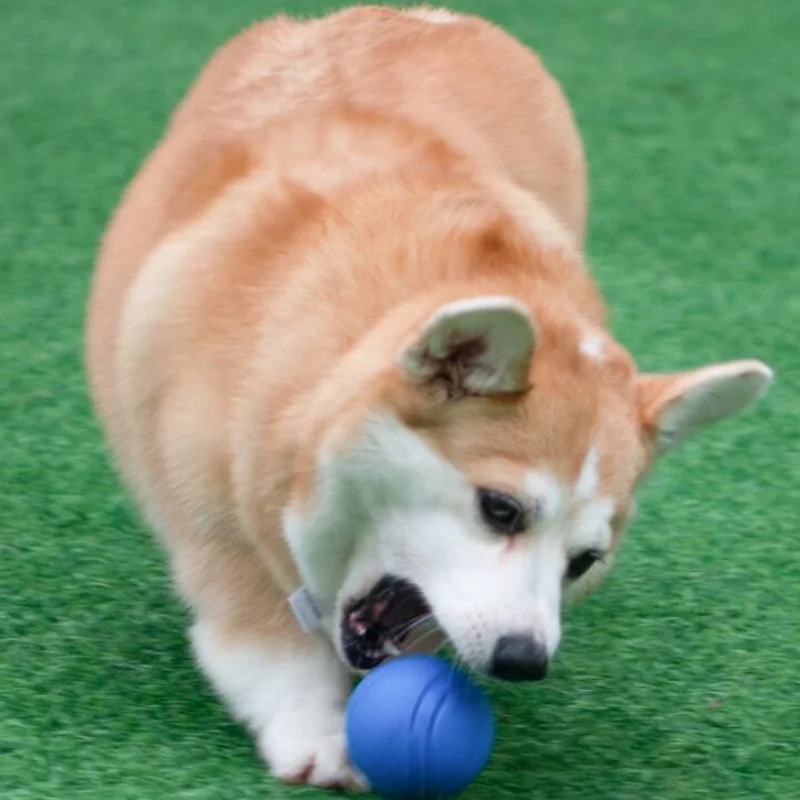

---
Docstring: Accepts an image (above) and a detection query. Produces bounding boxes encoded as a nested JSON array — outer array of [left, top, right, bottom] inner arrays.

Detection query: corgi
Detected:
[[85, 4, 772, 790]]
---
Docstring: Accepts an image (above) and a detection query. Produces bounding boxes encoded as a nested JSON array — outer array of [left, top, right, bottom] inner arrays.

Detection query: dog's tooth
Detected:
[[383, 640, 402, 657]]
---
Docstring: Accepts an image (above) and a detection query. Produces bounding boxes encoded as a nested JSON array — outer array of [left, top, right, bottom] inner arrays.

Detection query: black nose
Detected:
[[490, 635, 549, 681]]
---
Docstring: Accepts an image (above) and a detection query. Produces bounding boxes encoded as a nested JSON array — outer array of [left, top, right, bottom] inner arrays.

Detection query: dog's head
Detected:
[[283, 286, 771, 681], [283, 291, 772, 679]]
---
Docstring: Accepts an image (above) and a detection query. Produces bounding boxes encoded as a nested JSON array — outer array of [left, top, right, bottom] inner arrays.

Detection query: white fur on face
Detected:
[[285, 414, 616, 672], [576, 444, 600, 499], [579, 334, 605, 363]]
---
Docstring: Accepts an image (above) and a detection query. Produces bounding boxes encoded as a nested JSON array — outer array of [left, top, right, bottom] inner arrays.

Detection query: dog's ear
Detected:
[[399, 296, 536, 398], [637, 360, 773, 456]]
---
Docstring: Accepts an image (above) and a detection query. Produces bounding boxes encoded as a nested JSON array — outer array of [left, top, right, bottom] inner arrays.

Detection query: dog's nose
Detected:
[[490, 635, 549, 681]]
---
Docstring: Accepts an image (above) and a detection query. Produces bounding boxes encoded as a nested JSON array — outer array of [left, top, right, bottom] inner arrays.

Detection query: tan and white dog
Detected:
[[85, 4, 772, 790]]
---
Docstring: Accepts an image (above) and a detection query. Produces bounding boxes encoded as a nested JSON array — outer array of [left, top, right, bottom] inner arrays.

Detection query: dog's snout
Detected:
[[490, 635, 549, 682]]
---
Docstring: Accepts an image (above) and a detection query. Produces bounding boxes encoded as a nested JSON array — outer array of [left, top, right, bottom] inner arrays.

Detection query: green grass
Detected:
[[1, 1, 798, 798]]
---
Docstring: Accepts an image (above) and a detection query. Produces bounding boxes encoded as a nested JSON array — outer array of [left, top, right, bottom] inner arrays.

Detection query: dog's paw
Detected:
[[191, 621, 363, 790], [259, 707, 368, 792]]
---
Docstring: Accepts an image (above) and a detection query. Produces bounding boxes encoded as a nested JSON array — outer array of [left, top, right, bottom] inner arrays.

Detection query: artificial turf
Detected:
[[1, 1, 798, 798]]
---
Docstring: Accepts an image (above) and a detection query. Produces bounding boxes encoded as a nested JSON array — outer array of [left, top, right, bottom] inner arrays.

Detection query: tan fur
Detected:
[[87, 4, 588, 628], [85, 5, 771, 787]]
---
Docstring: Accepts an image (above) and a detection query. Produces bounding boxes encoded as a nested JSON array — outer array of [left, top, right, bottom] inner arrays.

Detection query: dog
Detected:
[[85, 4, 772, 790]]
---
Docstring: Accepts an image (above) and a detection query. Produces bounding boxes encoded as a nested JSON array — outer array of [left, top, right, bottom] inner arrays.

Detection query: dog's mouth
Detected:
[[340, 575, 437, 670]]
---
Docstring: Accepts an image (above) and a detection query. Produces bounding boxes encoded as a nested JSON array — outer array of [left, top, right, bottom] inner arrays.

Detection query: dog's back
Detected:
[[87, 6, 585, 406], [85, 4, 589, 557], [85, 11, 590, 785]]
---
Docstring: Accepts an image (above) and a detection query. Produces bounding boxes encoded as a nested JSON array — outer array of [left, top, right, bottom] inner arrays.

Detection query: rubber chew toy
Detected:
[[345, 655, 495, 799]]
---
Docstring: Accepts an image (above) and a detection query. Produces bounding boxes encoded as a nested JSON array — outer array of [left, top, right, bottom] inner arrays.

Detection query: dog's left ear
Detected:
[[637, 359, 773, 456], [399, 295, 536, 398]]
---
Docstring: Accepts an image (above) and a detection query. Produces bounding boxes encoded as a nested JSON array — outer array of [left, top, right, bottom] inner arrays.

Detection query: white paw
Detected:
[[190, 622, 364, 790], [259, 707, 368, 791]]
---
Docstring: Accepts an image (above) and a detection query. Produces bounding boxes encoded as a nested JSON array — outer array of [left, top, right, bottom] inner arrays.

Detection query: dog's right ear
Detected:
[[398, 296, 536, 399]]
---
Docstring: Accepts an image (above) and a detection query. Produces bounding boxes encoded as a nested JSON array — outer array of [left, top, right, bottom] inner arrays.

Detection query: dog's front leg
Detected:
[[191, 618, 365, 790]]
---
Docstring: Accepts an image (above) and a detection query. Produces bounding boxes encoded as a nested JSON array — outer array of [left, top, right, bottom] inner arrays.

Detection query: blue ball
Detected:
[[345, 655, 494, 799]]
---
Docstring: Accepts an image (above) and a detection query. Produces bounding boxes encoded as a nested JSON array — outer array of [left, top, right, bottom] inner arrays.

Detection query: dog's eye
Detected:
[[477, 489, 527, 535], [566, 549, 603, 580]]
